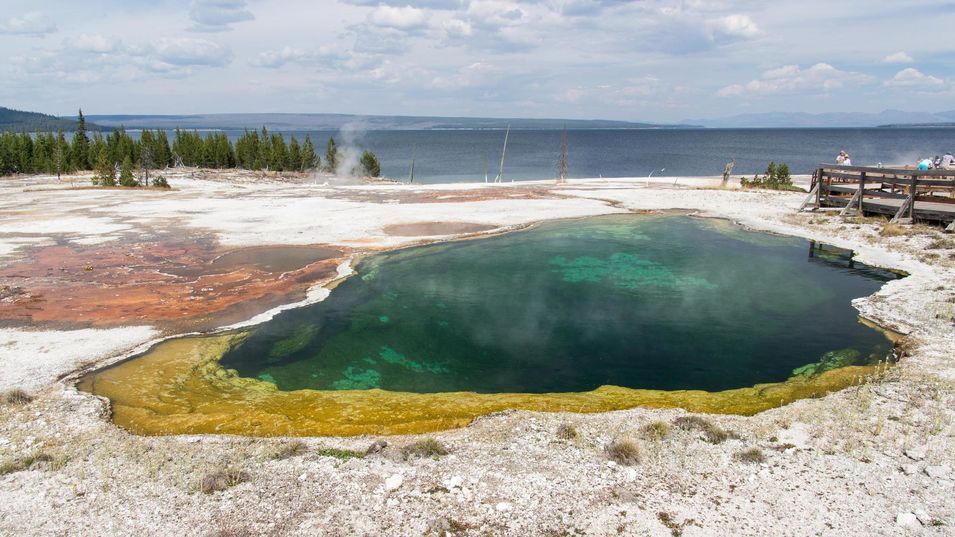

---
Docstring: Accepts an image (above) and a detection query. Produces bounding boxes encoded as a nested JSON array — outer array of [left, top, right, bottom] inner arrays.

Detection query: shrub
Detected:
[[400, 438, 448, 460], [734, 447, 766, 464], [604, 438, 641, 465], [740, 161, 798, 191], [672, 416, 739, 444], [3, 388, 33, 405], [556, 423, 579, 440], [151, 175, 170, 188], [199, 468, 249, 494], [640, 421, 671, 441], [315, 447, 363, 461]]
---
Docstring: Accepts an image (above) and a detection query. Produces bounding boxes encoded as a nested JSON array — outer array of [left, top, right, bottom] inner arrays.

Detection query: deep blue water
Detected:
[[124, 127, 955, 183], [253, 127, 955, 183], [219, 215, 898, 394]]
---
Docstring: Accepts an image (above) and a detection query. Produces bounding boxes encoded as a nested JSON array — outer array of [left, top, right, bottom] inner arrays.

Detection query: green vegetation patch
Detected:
[[792, 348, 862, 378]]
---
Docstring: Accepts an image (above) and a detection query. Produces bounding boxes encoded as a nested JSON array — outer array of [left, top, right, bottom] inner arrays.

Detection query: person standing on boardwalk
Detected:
[[721, 158, 735, 186]]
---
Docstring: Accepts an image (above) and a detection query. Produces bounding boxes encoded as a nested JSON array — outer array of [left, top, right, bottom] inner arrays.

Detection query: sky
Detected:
[[1, 0, 954, 123]]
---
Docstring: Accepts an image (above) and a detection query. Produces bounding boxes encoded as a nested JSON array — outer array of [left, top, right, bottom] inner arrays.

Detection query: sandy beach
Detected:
[[1, 170, 953, 536]]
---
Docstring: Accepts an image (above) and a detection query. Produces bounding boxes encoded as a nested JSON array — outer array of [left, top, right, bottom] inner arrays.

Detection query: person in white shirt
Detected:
[[942, 152, 954, 169]]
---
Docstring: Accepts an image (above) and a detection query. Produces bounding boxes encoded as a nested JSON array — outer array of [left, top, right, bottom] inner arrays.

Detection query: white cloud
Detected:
[[431, 61, 498, 89], [249, 46, 353, 69], [882, 51, 914, 64], [466, 0, 528, 27], [442, 18, 473, 38], [710, 14, 760, 39], [367, 5, 430, 30], [884, 68, 943, 88], [0, 12, 57, 36], [189, 0, 254, 32], [152, 38, 233, 67], [718, 63, 872, 96], [69, 34, 116, 53]]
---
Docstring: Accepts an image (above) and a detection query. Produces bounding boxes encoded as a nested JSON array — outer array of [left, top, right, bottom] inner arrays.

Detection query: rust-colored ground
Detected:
[[382, 222, 498, 236], [325, 186, 569, 204], [0, 241, 346, 332]]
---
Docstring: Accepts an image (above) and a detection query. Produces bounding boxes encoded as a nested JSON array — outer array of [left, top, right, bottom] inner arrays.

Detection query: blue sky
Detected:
[[1, 0, 953, 122]]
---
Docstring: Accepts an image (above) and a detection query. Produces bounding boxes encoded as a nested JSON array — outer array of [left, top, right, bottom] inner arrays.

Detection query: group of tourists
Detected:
[[918, 152, 955, 170], [837, 150, 955, 170], [835, 151, 852, 166]]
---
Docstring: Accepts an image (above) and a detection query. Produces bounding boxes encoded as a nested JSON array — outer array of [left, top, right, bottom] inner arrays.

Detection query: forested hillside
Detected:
[[0, 107, 96, 132]]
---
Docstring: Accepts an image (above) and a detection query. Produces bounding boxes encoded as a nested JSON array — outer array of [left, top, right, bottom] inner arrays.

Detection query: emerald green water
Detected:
[[219, 215, 898, 394]]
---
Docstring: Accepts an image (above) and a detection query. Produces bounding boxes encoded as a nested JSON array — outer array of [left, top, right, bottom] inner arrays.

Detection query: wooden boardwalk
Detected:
[[802, 164, 955, 231]]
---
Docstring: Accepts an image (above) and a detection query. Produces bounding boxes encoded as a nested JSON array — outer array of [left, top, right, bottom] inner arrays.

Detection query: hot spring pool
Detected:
[[79, 215, 901, 436]]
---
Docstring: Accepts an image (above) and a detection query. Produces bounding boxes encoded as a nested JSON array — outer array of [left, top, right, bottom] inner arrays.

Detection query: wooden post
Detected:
[[908, 174, 917, 221], [857, 171, 866, 214], [815, 167, 824, 207]]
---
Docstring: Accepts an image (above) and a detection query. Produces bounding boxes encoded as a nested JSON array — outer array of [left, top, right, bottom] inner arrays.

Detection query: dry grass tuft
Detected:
[[2, 388, 33, 405], [0, 451, 64, 475], [640, 421, 671, 440], [880, 223, 905, 237], [268, 441, 306, 460], [733, 447, 766, 464], [401, 438, 449, 460], [894, 336, 918, 359], [657, 511, 685, 536], [672, 416, 739, 444], [927, 238, 954, 250], [604, 438, 641, 466], [556, 423, 579, 440], [199, 468, 250, 494]]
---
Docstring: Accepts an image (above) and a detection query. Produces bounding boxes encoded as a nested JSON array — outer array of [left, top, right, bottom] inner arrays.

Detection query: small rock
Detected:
[[905, 447, 926, 461], [914, 509, 933, 526], [924, 465, 950, 480], [365, 440, 388, 455], [624, 469, 637, 482], [385, 474, 404, 491], [901, 464, 919, 476], [495, 502, 512, 512], [444, 475, 463, 490], [896, 512, 920, 529]]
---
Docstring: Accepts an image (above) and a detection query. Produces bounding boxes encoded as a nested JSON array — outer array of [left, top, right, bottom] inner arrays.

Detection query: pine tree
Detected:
[[155, 130, 171, 168], [325, 137, 338, 173], [301, 135, 318, 171], [72, 109, 90, 170], [360, 150, 381, 177], [288, 136, 302, 172], [94, 147, 115, 186], [119, 156, 137, 186]]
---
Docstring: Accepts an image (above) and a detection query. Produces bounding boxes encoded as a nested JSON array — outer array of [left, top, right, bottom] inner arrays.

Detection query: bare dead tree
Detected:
[[556, 126, 569, 184], [140, 144, 154, 187]]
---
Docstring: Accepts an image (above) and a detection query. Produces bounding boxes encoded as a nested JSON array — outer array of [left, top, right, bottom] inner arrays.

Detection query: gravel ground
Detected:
[[0, 172, 952, 536]]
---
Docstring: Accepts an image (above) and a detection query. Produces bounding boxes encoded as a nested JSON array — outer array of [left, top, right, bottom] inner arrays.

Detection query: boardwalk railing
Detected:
[[803, 164, 955, 231]]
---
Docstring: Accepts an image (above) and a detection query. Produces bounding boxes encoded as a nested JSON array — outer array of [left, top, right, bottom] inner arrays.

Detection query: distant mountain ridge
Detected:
[[684, 109, 955, 128], [0, 107, 98, 132], [86, 113, 698, 131]]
